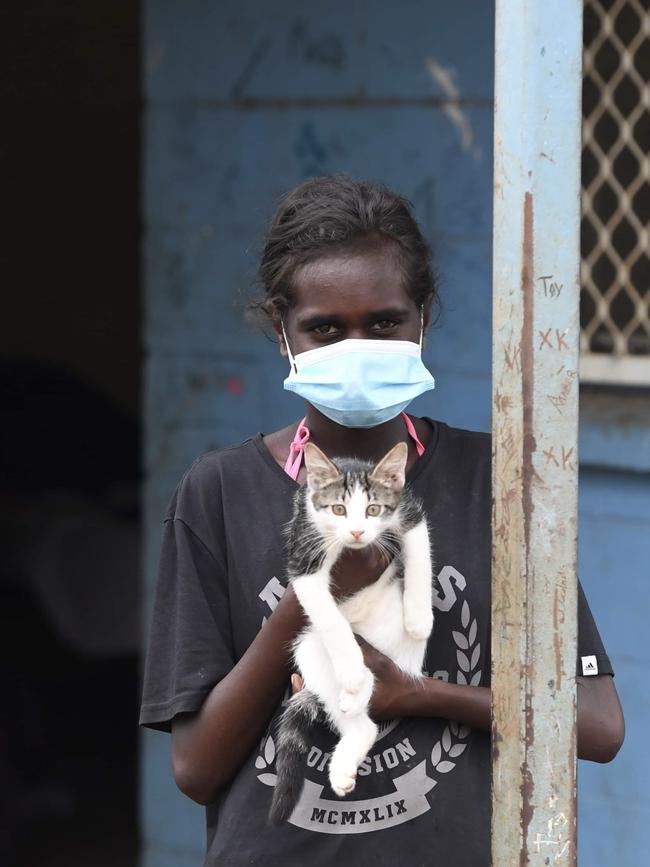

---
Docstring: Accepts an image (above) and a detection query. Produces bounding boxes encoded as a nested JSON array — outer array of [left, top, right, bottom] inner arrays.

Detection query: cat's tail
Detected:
[[269, 688, 322, 825]]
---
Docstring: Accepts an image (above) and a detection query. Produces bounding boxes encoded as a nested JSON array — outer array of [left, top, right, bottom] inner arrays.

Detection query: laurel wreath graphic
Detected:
[[255, 733, 277, 786], [429, 598, 481, 774], [256, 595, 482, 787]]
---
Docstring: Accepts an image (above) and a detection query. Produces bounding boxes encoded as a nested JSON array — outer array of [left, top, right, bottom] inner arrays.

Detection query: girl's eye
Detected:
[[366, 504, 382, 517], [371, 320, 399, 332], [331, 504, 347, 516], [313, 324, 339, 336]]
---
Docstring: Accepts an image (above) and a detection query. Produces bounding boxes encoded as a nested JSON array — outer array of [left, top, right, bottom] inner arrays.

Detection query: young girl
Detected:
[[139, 176, 624, 866]]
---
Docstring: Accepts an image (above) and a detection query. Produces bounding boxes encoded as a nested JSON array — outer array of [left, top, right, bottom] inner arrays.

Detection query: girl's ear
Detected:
[[423, 304, 432, 334], [304, 443, 341, 488], [273, 321, 289, 358], [370, 441, 408, 490], [421, 303, 433, 349]]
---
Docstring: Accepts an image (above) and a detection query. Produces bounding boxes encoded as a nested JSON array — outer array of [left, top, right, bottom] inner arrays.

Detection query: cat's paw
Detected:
[[329, 770, 357, 797], [329, 756, 358, 797], [404, 604, 434, 641], [338, 667, 374, 716], [338, 689, 366, 716]]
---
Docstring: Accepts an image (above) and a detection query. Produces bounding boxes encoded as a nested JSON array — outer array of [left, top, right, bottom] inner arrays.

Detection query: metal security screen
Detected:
[[581, 0, 650, 385]]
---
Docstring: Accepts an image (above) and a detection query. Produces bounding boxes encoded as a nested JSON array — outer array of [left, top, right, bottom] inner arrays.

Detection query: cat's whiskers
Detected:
[[373, 542, 394, 570], [372, 535, 401, 566], [320, 534, 344, 559]]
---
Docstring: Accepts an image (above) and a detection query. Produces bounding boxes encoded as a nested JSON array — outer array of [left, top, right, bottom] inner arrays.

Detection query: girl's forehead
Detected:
[[290, 249, 411, 311]]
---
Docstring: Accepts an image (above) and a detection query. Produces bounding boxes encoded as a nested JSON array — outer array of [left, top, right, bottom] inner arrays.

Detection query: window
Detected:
[[580, 0, 650, 385]]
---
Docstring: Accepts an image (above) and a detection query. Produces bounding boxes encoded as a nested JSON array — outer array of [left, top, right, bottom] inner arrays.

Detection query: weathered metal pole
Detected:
[[491, 1, 583, 864]]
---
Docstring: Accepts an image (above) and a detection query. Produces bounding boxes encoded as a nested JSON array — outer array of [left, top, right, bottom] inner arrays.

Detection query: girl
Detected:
[[139, 176, 624, 866]]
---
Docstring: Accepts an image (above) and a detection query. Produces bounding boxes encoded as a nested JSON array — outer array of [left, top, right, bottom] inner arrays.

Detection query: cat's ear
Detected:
[[370, 441, 408, 490], [303, 443, 341, 488]]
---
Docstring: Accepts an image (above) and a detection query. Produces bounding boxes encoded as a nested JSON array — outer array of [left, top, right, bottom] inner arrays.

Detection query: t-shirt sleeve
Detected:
[[577, 579, 613, 677], [139, 472, 235, 733]]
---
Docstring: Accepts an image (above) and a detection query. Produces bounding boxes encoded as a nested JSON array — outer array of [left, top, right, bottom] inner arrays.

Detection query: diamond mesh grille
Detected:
[[581, 0, 650, 383]]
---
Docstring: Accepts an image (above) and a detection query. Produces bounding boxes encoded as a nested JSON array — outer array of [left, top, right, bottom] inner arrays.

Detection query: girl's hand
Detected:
[[290, 636, 419, 721], [330, 546, 391, 599], [354, 635, 419, 720]]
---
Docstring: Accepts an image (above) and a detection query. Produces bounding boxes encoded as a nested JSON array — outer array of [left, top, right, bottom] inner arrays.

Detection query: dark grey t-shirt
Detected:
[[139, 419, 612, 867]]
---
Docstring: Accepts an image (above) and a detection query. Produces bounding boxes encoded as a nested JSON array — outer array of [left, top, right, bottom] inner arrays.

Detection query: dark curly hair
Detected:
[[250, 175, 438, 323]]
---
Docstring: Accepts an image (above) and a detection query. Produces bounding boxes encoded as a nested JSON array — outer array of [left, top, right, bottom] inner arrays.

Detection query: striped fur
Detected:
[[269, 690, 323, 824]]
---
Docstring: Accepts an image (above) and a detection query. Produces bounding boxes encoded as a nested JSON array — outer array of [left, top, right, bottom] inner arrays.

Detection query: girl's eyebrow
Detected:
[[364, 306, 411, 322], [297, 307, 411, 330]]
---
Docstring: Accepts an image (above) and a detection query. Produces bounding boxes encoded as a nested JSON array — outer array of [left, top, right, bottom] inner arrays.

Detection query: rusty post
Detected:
[[491, 1, 583, 864]]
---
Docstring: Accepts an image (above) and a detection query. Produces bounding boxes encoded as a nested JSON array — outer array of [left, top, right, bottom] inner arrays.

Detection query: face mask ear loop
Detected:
[[419, 306, 425, 352], [280, 317, 298, 373]]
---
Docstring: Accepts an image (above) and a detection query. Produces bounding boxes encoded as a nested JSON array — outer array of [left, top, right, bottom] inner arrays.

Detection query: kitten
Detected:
[[269, 441, 434, 824]]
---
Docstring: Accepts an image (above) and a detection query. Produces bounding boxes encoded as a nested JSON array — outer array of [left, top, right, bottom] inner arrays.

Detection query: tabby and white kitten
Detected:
[[269, 441, 433, 824]]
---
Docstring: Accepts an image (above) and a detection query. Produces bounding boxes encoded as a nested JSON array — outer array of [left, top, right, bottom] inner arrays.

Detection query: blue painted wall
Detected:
[[141, 3, 648, 864], [577, 465, 650, 866]]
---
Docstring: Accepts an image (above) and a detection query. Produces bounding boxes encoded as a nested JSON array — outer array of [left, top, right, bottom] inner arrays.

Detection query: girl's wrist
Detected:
[[402, 673, 442, 717], [374, 673, 440, 720]]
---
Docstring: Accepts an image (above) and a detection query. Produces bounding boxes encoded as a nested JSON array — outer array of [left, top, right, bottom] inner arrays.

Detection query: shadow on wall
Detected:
[[0, 361, 141, 867]]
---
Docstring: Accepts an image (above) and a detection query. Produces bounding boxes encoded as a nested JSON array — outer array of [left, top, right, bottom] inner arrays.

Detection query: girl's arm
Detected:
[[171, 587, 306, 805], [356, 637, 625, 764]]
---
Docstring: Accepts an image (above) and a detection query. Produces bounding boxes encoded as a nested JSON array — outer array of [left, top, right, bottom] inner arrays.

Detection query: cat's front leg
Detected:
[[293, 571, 373, 716], [328, 714, 378, 797], [337, 665, 374, 717], [401, 521, 434, 641]]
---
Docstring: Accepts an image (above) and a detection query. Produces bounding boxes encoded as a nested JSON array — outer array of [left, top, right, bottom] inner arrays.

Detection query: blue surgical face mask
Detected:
[[281, 310, 435, 428]]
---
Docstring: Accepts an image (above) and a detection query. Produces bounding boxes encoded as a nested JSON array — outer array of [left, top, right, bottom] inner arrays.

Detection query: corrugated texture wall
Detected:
[[140, 3, 647, 864]]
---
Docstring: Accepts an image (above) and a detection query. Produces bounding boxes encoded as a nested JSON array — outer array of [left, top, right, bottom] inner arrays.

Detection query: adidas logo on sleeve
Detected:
[[581, 655, 599, 676]]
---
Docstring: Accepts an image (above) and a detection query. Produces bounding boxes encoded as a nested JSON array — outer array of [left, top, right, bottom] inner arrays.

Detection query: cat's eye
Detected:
[[331, 504, 347, 516], [366, 504, 382, 517]]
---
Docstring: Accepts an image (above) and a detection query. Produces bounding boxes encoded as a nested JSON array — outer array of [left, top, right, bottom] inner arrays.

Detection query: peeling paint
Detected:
[[521, 191, 536, 559], [425, 57, 482, 161], [520, 190, 537, 862]]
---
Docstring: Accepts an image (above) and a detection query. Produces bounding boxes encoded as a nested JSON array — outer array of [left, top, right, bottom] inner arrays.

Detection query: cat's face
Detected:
[[303, 442, 408, 549]]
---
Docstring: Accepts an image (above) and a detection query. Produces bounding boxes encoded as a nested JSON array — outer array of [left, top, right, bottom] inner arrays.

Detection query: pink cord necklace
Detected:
[[283, 412, 426, 481]]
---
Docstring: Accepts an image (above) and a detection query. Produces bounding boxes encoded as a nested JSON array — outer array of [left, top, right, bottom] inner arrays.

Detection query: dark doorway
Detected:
[[1, 3, 141, 865]]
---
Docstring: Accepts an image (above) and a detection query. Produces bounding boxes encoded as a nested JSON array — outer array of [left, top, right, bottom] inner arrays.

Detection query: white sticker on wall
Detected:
[[581, 655, 599, 676]]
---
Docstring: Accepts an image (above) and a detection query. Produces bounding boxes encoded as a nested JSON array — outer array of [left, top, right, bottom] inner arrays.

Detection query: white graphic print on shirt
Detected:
[[254, 565, 479, 834]]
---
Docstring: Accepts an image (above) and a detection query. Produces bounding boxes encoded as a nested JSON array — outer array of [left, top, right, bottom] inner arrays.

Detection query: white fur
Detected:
[[292, 482, 433, 798], [401, 521, 435, 640]]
